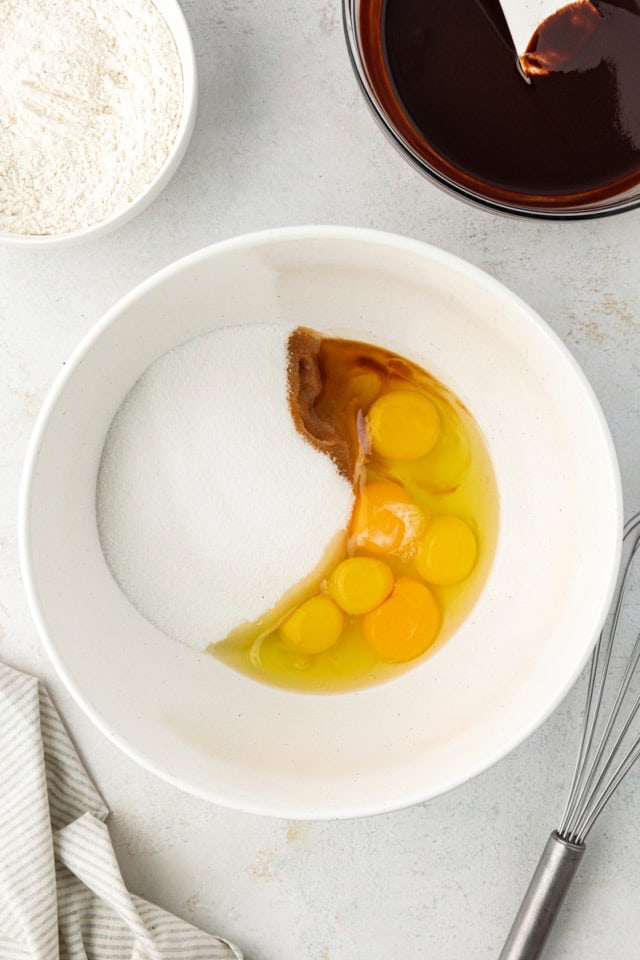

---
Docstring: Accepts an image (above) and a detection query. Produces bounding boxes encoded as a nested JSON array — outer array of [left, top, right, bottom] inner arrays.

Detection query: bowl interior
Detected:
[[21, 228, 621, 817]]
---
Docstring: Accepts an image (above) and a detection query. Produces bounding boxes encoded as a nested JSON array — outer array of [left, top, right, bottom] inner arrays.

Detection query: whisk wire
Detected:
[[559, 634, 605, 834], [558, 523, 640, 830], [559, 513, 640, 843], [570, 627, 640, 839], [564, 626, 640, 840], [559, 574, 624, 835], [578, 721, 640, 840]]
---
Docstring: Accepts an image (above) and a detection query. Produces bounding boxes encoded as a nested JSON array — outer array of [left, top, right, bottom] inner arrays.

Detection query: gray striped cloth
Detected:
[[0, 661, 242, 960]]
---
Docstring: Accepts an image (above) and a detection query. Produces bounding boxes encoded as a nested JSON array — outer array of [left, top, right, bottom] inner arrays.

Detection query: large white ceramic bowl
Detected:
[[0, 0, 197, 248], [20, 227, 622, 818]]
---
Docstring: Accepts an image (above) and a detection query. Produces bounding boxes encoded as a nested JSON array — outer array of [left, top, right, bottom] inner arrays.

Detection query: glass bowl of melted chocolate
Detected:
[[344, 0, 640, 217]]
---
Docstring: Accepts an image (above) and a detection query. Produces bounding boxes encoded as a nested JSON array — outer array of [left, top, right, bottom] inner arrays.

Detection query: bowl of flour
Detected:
[[0, 0, 196, 245], [19, 226, 621, 817]]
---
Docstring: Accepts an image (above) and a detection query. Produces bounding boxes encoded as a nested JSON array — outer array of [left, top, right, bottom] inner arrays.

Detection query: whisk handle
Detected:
[[499, 831, 585, 960]]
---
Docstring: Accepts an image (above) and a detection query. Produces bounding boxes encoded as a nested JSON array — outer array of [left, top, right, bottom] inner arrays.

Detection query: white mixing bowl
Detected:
[[19, 226, 622, 818]]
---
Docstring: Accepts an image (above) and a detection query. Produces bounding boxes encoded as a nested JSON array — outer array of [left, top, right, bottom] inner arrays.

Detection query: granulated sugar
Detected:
[[96, 324, 354, 652]]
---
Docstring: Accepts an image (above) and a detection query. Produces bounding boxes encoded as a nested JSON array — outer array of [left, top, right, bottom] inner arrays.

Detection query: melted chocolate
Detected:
[[359, 0, 640, 206]]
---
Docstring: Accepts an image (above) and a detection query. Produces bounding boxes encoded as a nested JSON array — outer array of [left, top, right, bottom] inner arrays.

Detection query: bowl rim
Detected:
[[19, 225, 623, 818], [0, 0, 198, 248]]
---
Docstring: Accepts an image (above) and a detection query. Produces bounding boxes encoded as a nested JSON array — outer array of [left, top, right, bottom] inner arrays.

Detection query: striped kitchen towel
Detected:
[[0, 660, 242, 960]]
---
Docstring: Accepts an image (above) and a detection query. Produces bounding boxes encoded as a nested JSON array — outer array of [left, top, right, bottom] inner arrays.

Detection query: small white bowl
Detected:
[[0, 0, 197, 249], [19, 226, 622, 818]]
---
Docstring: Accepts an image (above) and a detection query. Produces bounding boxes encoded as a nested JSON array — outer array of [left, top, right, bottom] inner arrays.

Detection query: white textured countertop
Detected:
[[2, 1, 640, 957]]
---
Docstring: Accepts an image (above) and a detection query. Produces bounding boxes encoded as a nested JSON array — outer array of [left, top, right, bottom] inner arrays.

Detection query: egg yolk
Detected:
[[414, 515, 478, 586], [367, 390, 440, 461], [350, 480, 425, 555], [280, 595, 345, 655], [327, 557, 394, 615], [362, 577, 440, 663]]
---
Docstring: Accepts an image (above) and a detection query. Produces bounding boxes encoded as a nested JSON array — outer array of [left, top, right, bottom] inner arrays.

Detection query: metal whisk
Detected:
[[500, 512, 640, 960]]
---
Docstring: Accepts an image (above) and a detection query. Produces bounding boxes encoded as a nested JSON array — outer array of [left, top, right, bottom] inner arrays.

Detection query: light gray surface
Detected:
[[2, 1, 640, 957]]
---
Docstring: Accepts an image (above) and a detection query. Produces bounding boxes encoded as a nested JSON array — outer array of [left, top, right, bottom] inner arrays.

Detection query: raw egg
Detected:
[[367, 390, 440, 461], [280, 594, 345, 655], [415, 516, 478, 586], [327, 556, 394, 615], [363, 577, 440, 663], [350, 480, 425, 556]]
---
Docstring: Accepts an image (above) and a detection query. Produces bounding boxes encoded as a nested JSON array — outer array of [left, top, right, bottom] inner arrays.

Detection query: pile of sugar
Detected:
[[96, 324, 354, 652], [0, 0, 183, 236]]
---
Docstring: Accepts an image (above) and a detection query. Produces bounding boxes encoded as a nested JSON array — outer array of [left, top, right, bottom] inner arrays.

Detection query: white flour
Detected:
[[0, 0, 183, 236], [96, 325, 355, 652]]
